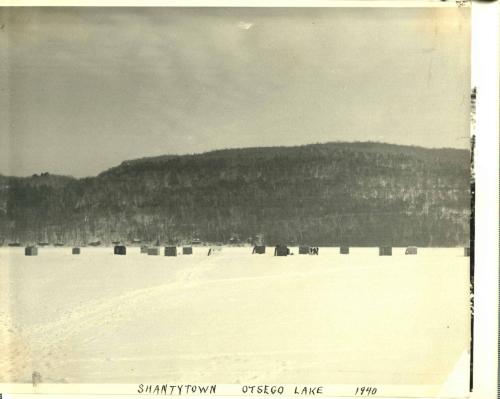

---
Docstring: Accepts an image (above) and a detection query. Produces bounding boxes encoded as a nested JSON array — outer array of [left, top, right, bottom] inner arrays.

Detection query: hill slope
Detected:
[[0, 142, 471, 246]]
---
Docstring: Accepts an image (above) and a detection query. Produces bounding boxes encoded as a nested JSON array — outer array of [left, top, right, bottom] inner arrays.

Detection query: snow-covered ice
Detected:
[[0, 247, 470, 385]]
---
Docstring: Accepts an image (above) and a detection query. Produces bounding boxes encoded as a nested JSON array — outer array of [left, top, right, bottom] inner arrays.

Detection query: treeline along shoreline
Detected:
[[0, 142, 471, 247]]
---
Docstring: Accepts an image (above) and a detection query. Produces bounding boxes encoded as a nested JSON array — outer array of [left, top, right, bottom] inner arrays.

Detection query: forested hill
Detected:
[[0, 142, 471, 247]]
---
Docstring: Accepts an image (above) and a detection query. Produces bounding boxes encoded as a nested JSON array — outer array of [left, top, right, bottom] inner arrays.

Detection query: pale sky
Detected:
[[0, 7, 470, 177]]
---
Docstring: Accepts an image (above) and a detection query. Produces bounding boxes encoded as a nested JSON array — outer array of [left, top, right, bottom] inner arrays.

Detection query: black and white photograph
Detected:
[[0, 2, 489, 398]]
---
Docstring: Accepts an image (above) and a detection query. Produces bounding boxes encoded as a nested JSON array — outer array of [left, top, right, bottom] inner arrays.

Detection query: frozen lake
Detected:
[[0, 246, 470, 385]]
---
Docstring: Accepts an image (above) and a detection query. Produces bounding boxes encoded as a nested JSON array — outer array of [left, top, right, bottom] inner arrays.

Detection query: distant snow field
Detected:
[[0, 247, 470, 385]]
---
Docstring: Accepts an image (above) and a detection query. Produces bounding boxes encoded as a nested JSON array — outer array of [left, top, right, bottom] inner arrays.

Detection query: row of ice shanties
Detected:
[[23, 244, 471, 257]]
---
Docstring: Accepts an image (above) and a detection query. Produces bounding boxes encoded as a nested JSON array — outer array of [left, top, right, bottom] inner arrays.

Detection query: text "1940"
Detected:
[[355, 387, 377, 396]]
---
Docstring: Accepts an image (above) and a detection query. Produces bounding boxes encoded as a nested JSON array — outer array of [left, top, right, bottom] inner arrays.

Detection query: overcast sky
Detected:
[[0, 7, 470, 177]]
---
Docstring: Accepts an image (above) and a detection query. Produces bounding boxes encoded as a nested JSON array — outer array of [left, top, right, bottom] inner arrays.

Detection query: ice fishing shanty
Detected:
[[114, 245, 127, 255], [183, 246, 193, 255], [25, 246, 38, 256], [72, 247, 81, 255], [405, 246, 418, 255], [340, 246, 349, 254], [165, 246, 177, 256], [252, 245, 266, 254], [379, 246, 392, 256], [140, 245, 149, 254], [464, 247, 470, 257], [298, 246, 310, 255], [299, 246, 319, 255], [274, 245, 289, 256], [147, 247, 160, 256]]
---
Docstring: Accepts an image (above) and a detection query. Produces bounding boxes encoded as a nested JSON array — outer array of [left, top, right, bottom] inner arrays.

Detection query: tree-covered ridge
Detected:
[[0, 142, 470, 247]]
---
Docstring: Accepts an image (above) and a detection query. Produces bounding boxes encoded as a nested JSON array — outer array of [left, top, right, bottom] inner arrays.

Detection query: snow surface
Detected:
[[0, 247, 470, 384]]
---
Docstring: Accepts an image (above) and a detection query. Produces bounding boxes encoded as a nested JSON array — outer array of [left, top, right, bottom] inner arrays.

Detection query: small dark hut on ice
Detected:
[[252, 245, 266, 254], [405, 246, 418, 255], [274, 245, 289, 256], [165, 246, 177, 257], [148, 247, 160, 256], [298, 246, 309, 255], [379, 246, 392, 256], [25, 246, 38, 256], [114, 245, 127, 255]]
